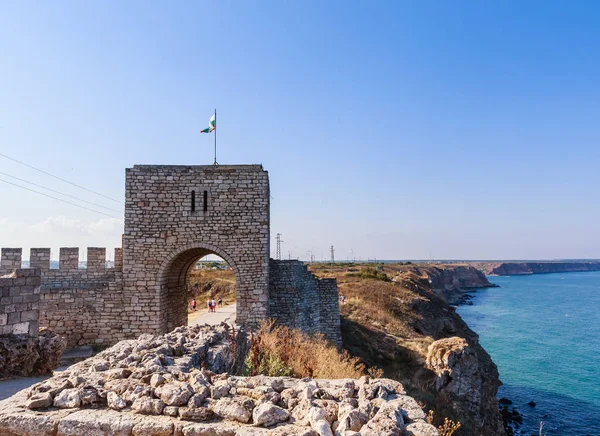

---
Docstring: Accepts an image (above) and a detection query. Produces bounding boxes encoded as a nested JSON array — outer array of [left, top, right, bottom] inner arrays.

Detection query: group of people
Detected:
[[189, 297, 223, 312], [206, 297, 223, 312]]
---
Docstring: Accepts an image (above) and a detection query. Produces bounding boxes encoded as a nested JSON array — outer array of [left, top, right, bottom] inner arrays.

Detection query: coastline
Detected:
[[473, 261, 600, 276]]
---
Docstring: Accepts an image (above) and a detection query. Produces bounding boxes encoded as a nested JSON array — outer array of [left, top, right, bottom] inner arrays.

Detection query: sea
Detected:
[[457, 272, 600, 436]]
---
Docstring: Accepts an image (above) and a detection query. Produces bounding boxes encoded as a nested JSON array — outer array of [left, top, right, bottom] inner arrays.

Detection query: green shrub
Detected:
[[347, 266, 391, 282]]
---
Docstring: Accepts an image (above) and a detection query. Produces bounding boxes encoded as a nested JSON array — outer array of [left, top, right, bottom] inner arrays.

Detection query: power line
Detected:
[[0, 152, 123, 204], [0, 171, 122, 213], [0, 177, 121, 219]]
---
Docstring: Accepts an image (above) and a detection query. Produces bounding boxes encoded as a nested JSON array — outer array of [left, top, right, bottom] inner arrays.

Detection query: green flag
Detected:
[[200, 114, 216, 133]]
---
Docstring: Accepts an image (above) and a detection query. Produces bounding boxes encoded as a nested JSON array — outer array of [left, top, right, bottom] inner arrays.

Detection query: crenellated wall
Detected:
[[269, 260, 341, 345], [1, 247, 125, 347]]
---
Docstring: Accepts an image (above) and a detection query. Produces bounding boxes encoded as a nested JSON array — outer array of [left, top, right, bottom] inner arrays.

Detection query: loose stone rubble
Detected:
[[0, 324, 438, 435]]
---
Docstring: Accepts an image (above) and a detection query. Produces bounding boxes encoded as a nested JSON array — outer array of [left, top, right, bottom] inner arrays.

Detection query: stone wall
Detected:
[[2, 247, 126, 347], [123, 165, 270, 334], [0, 267, 67, 379], [0, 268, 41, 337], [269, 260, 341, 345]]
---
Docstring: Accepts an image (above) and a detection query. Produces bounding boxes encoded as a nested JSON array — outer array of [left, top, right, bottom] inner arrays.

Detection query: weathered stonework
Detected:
[[124, 165, 271, 333], [1, 164, 342, 347], [0, 268, 41, 336], [0, 268, 66, 378], [269, 260, 341, 346]]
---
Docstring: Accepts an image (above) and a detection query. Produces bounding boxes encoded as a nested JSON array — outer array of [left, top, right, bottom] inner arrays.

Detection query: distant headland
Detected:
[[471, 261, 600, 276]]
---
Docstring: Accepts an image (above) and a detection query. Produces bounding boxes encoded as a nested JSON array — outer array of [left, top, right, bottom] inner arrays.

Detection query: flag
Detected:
[[200, 114, 216, 133]]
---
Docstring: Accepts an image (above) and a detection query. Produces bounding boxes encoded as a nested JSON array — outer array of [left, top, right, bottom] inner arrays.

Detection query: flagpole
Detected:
[[213, 109, 218, 166]]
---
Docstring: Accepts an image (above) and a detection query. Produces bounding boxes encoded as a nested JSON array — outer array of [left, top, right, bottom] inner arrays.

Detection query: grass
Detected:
[[188, 269, 236, 311], [243, 321, 366, 379]]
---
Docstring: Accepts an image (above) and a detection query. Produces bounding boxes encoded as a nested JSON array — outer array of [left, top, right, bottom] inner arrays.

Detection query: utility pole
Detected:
[[276, 233, 283, 260], [307, 249, 315, 263], [288, 251, 291, 260], [330, 245, 335, 265]]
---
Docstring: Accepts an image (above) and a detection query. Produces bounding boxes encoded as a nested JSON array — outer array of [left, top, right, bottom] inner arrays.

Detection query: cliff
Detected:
[[482, 262, 600, 276], [395, 264, 497, 305], [310, 263, 506, 436]]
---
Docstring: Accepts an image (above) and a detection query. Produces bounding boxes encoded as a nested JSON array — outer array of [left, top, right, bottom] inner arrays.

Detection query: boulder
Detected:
[[211, 397, 252, 423], [253, 402, 290, 427], [155, 383, 194, 406], [107, 392, 127, 410], [25, 392, 53, 410], [131, 397, 165, 415], [179, 406, 214, 422], [53, 389, 81, 409]]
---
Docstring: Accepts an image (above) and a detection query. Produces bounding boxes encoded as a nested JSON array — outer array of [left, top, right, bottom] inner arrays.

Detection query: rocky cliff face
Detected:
[[488, 262, 600, 276], [332, 264, 506, 436], [425, 337, 503, 436], [394, 265, 496, 305]]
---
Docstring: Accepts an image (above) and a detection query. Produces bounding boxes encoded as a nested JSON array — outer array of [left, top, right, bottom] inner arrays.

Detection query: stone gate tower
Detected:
[[123, 165, 270, 333]]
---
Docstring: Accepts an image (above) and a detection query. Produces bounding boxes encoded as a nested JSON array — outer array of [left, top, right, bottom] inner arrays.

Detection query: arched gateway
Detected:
[[123, 164, 270, 334]]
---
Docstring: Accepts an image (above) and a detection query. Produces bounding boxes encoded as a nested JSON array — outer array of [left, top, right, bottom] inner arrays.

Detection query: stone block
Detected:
[[0, 313, 6, 325], [21, 310, 38, 322], [7, 312, 20, 324], [12, 322, 29, 335]]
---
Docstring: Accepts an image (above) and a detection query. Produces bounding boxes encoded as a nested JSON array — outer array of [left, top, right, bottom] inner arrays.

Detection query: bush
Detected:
[[348, 266, 391, 282], [243, 321, 367, 379]]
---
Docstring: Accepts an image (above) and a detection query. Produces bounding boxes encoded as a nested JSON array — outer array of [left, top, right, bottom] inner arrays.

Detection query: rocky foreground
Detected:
[[0, 324, 438, 436]]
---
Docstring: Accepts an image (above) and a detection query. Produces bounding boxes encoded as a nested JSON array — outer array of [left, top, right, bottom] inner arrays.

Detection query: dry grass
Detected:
[[427, 410, 462, 436], [244, 321, 366, 379], [188, 269, 236, 306]]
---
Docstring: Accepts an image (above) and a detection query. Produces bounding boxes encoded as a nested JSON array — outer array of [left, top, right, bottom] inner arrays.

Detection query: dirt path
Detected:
[[187, 302, 236, 326]]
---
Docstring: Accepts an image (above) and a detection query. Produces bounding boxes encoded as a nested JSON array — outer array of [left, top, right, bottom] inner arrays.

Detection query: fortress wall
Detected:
[[0, 268, 41, 337], [39, 273, 126, 348], [316, 277, 342, 345], [1, 247, 126, 347], [269, 260, 341, 345]]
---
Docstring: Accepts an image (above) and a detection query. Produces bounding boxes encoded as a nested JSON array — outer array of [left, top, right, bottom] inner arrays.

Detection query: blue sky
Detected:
[[1, 1, 599, 261]]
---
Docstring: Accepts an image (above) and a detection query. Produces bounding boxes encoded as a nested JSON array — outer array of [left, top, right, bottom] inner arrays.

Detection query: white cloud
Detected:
[[1, 216, 123, 258], [29, 216, 123, 235], [88, 218, 122, 233], [0, 217, 25, 232]]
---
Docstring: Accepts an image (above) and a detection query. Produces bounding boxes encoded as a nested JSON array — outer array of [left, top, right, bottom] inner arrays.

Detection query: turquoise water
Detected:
[[457, 272, 600, 435]]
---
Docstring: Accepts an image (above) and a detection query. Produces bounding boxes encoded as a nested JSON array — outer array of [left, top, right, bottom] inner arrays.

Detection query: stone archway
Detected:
[[123, 164, 270, 336], [157, 243, 241, 331]]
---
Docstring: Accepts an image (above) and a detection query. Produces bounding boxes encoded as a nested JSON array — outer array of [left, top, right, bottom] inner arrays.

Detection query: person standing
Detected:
[[218, 297, 223, 307], [207, 299, 211, 312], [211, 298, 217, 312], [191, 299, 197, 311]]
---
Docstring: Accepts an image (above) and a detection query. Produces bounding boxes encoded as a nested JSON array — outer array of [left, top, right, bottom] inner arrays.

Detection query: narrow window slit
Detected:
[[191, 190, 196, 212], [203, 190, 208, 212]]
